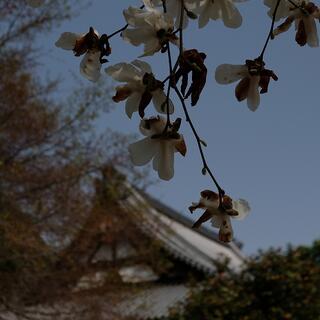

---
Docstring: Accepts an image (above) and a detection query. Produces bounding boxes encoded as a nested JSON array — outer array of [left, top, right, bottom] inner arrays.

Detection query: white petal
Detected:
[[220, 0, 242, 28], [131, 60, 152, 74], [106, 63, 142, 82], [200, 198, 219, 211], [303, 16, 319, 47], [123, 6, 152, 27], [152, 89, 174, 114], [140, 38, 161, 57], [198, 0, 213, 28], [80, 51, 101, 82], [209, 1, 221, 21], [129, 137, 157, 166], [122, 28, 155, 46], [150, 12, 174, 30], [215, 64, 248, 84], [143, 0, 157, 11], [211, 214, 223, 228], [247, 76, 260, 111], [55, 32, 80, 50], [264, 0, 290, 21], [232, 199, 250, 220], [153, 141, 175, 181], [125, 92, 141, 118], [166, 0, 189, 29]]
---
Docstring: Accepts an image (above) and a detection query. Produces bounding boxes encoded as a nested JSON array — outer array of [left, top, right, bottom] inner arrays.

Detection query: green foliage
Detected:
[[167, 241, 320, 320]]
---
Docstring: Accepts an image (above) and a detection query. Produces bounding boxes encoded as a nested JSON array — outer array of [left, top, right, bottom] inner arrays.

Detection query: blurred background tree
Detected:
[[167, 241, 320, 320], [0, 1, 149, 318]]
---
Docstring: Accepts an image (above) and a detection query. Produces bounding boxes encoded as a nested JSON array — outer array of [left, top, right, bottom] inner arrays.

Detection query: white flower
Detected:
[[129, 116, 187, 181], [106, 60, 174, 118], [55, 28, 111, 82], [263, 0, 291, 21], [26, 0, 44, 7], [151, 0, 199, 29], [194, 0, 247, 29], [189, 190, 250, 242], [122, 2, 178, 57], [215, 59, 278, 111], [272, 0, 320, 47]]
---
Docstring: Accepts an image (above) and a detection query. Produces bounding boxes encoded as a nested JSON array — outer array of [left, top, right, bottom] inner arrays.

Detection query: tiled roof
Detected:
[[121, 186, 245, 274], [118, 285, 188, 319]]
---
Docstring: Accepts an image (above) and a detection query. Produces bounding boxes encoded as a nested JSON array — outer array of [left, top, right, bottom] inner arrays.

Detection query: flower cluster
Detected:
[[263, 0, 320, 47], [129, 116, 186, 180], [106, 60, 173, 118], [39, 0, 320, 241], [189, 190, 250, 242], [264, 0, 292, 20], [215, 58, 278, 111], [194, 0, 246, 29], [151, 0, 247, 29], [49, 0, 256, 240], [55, 27, 111, 82], [272, 0, 320, 47], [123, 2, 178, 57]]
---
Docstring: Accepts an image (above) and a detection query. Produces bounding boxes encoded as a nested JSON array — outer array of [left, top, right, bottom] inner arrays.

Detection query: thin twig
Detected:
[[171, 0, 225, 203], [163, 43, 173, 132], [259, 0, 282, 60], [178, 0, 184, 55], [172, 0, 185, 74], [107, 24, 129, 40], [162, 0, 173, 132], [173, 85, 225, 198]]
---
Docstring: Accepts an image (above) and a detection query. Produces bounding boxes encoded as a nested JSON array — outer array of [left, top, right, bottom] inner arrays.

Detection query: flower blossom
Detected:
[[55, 27, 111, 82], [263, 0, 291, 21], [193, 0, 247, 29], [272, 0, 320, 47], [129, 116, 187, 180], [26, 0, 44, 7], [122, 1, 178, 57], [151, 0, 199, 29], [215, 58, 278, 111], [189, 190, 250, 242], [106, 60, 174, 118]]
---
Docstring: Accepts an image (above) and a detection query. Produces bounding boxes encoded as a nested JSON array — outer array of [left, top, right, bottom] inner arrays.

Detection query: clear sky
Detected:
[[38, 0, 320, 254]]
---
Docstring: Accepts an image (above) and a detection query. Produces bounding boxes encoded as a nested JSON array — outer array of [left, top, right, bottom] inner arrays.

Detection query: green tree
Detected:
[[168, 241, 320, 320]]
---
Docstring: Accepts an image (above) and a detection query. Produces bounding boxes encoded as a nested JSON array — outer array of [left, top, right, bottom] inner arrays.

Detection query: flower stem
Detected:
[[162, 0, 172, 133], [258, 0, 282, 61], [163, 42, 173, 133], [107, 24, 129, 40], [162, 0, 225, 204], [173, 85, 225, 202]]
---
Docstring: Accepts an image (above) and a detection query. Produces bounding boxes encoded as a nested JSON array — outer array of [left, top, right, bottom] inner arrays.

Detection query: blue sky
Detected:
[[38, 0, 320, 254]]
